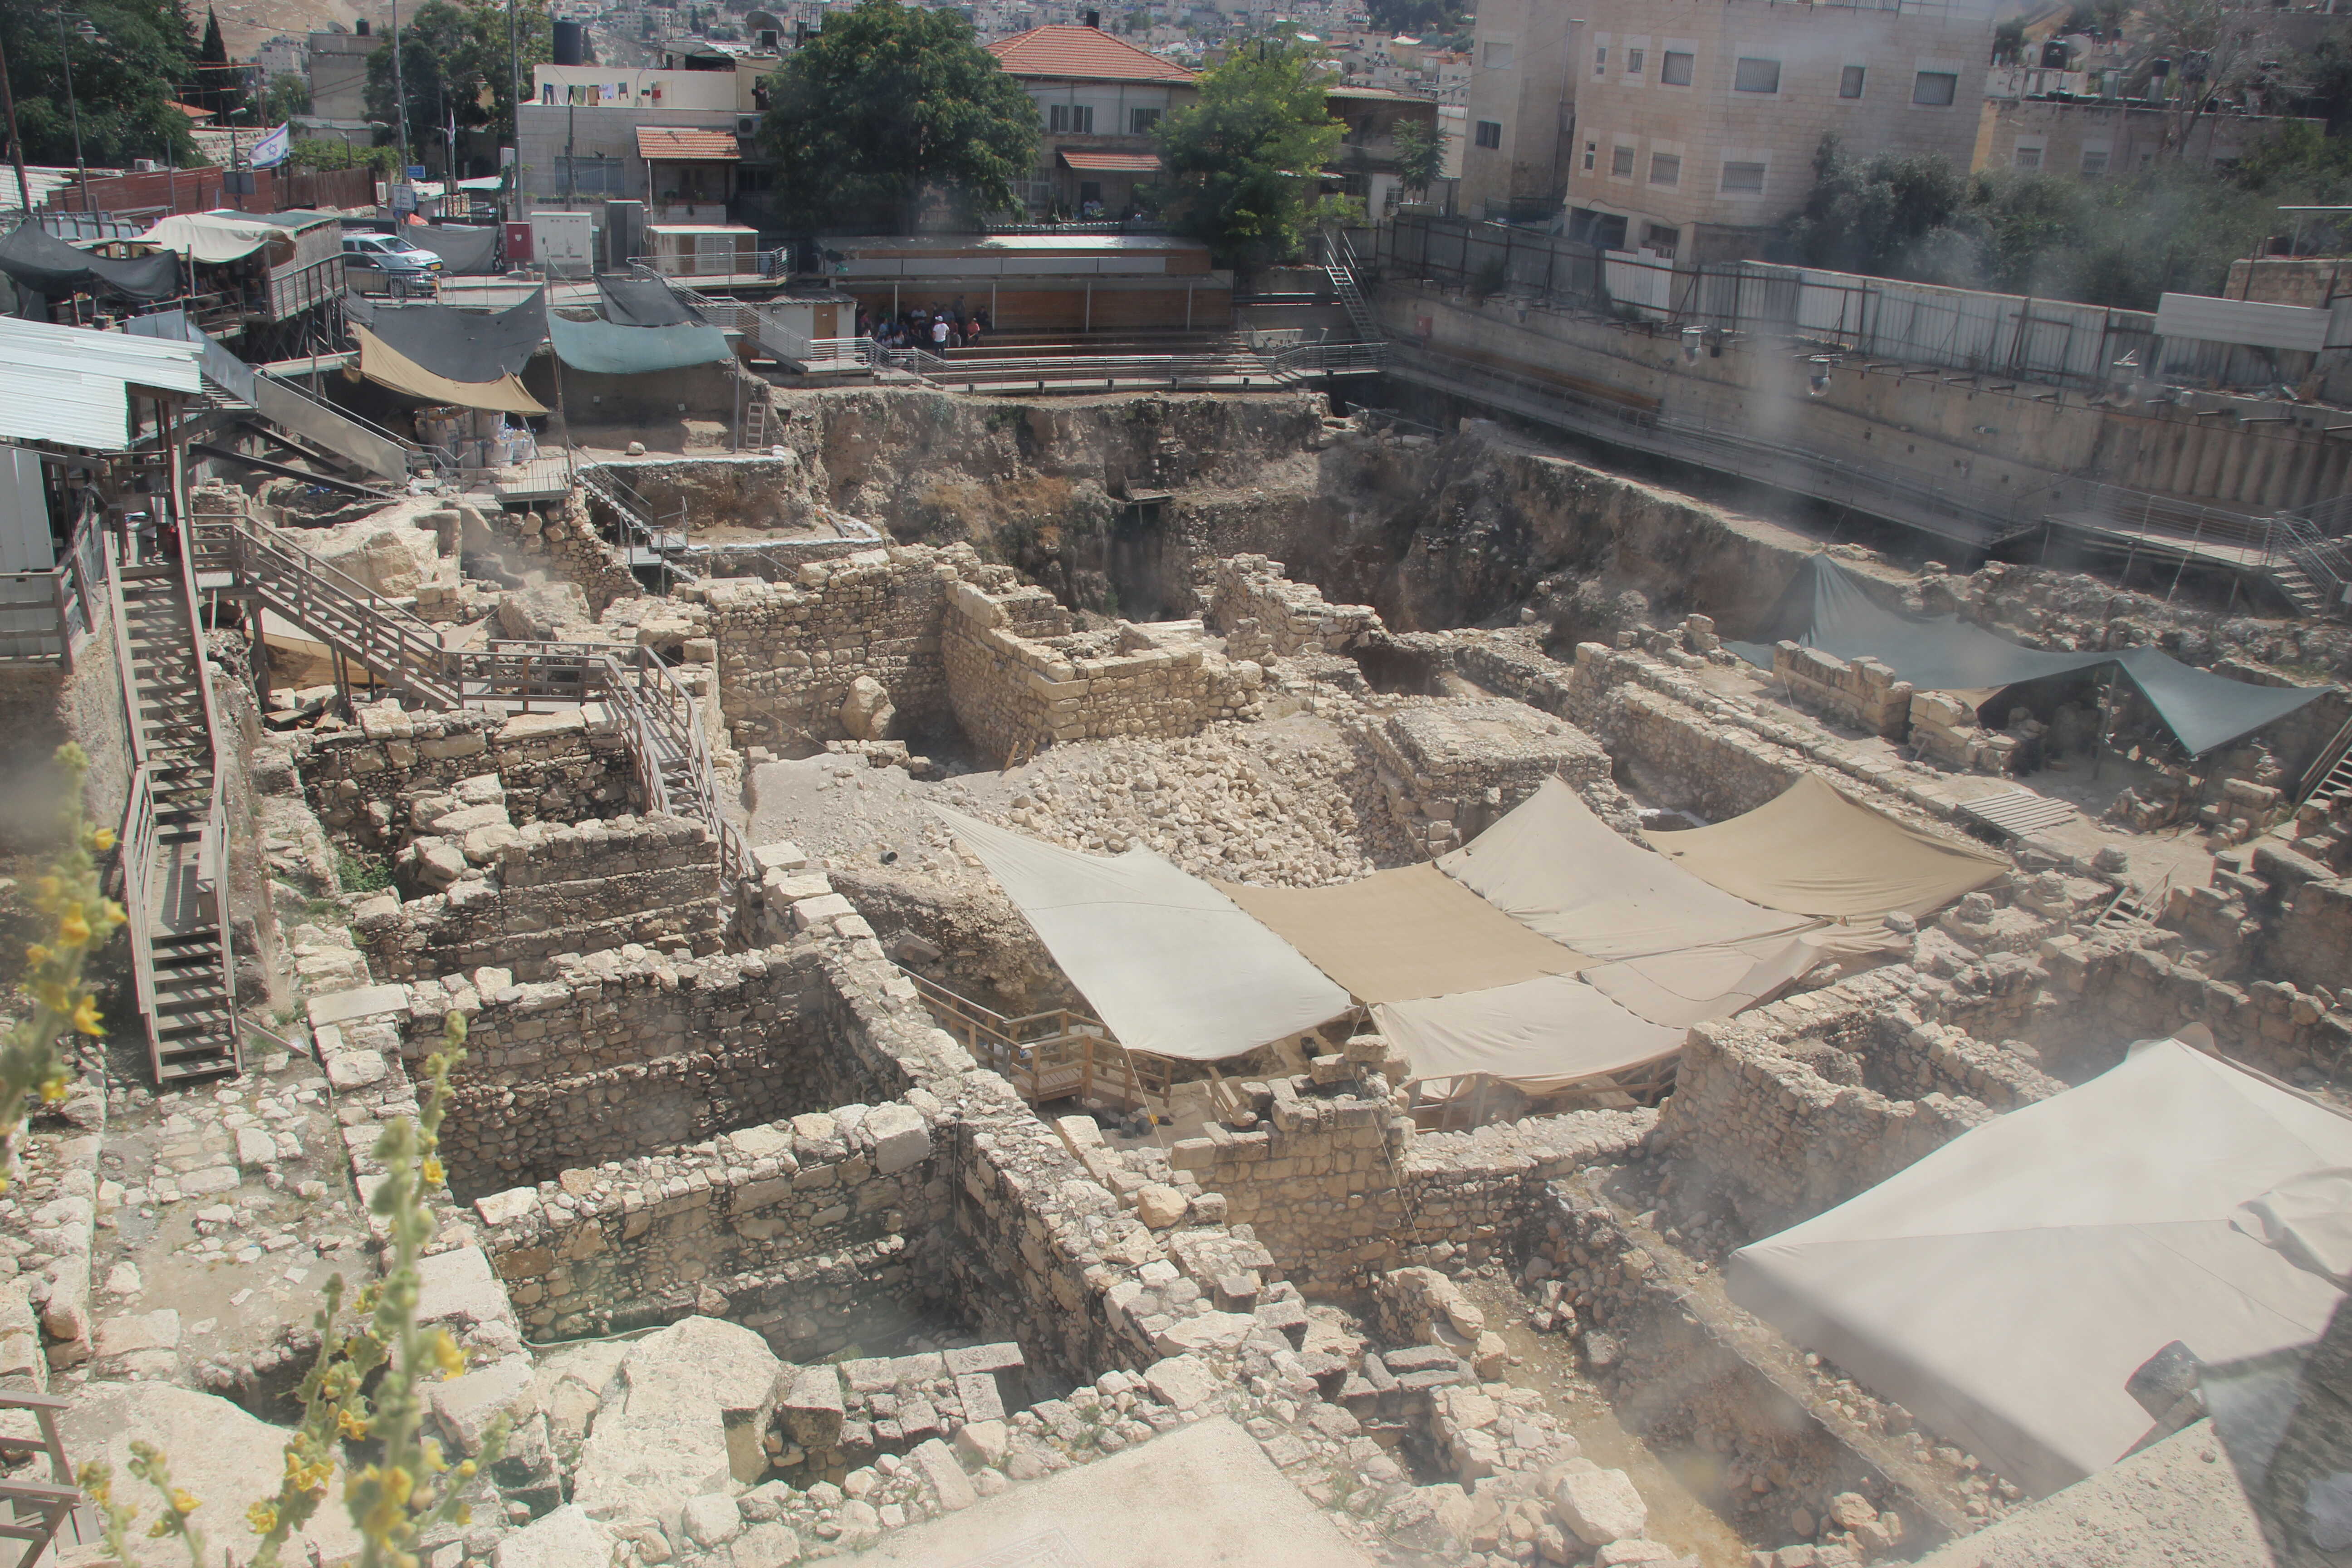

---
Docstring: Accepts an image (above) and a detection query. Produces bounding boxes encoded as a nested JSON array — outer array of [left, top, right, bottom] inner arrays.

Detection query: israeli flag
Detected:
[[251, 123, 291, 168]]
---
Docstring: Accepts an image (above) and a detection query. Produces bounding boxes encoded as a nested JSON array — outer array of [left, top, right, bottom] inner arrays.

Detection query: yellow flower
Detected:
[[456, 1460, 476, 1480], [420, 1438, 446, 1474], [336, 1407, 371, 1440], [421, 1156, 445, 1187], [101, 898, 126, 927], [38, 1075, 69, 1105], [170, 1489, 199, 1516], [56, 908, 89, 947], [23, 944, 47, 967], [90, 828, 115, 852], [431, 1330, 465, 1377], [247, 1501, 278, 1534], [70, 995, 102, 1036]]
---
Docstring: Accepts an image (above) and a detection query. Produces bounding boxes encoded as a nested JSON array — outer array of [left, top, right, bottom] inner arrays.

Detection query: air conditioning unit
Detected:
[[133, 159, 161, 173], [737, 115, 761, 137]]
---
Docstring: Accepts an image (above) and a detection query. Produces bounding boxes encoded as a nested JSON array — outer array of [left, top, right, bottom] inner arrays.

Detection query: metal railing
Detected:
[[900, 968, 1156, 1110], [195, 508, 754, 885]]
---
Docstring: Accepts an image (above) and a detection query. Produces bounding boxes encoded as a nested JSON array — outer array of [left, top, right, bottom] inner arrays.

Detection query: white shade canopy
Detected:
[[1729, 1035, 2352, 1499], [936, 808, 1351, 1063]]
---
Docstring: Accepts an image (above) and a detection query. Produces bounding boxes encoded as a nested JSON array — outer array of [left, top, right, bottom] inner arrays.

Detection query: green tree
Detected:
[[1156, 34, 1348, 270], [196, 8, 248, 122], [1365, 0, 1467, 37], [1390, 118, 1443, 200], [289, 136, 399, 174], [364, 0, 551, 177], [1778, 134, 1978, 282], [262, 71, 311, 123], [758, 0, 1039, 231], [0, 0, 199, 167]]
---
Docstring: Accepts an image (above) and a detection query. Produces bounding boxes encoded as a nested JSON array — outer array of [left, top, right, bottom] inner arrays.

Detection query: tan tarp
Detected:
[[1440, 778, 1813, 959], [1583, 935, 1828, 1029], [1218, 862, 1590, 1004], [1729, 1034, 2352, 1499], [352, 324, 548, 415], [1372, 973, 1686, 1095], [137, 211, 294, 265], [936, 808, 1352, 1063], [1643, 774, 2008, 920]]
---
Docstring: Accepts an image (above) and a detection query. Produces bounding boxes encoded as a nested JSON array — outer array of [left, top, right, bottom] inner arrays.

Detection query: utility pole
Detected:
[[56, 6, 88, 211], [508, 0, 521, 222], [391, 0, 410, 179], [0, 34, 32, 214]]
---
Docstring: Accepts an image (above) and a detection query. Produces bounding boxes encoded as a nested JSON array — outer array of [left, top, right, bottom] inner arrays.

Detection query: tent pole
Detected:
[[2092, 666, 2117, 782]]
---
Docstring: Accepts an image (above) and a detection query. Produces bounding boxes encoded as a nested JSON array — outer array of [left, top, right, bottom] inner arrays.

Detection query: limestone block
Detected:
[[730, 1522, 802, 1568], [750, 842, 809, 875], [431, 1357, 535, 1456], [1554, 1468, 1648, 1547], [839, 676, 896, 741], [474, 1188, 539, 1228], [494, 1504, 613, 1568], [1144, 1354, 1221, 1411], [573, 1318, 781, 1527], [1151, 1312, 1256, 1357], [414, 1246, 514, 1333], [93, 1309, 180, 1358], [65, 1385, 364, 1563], [325, 1051, 388, 1091], [1134, 1184, 1188, 1229], [862, 1103, 931, 1175], [909, 1436, 978, 1511], [791, 893, 855, 931], [682, 1493, 746, 1548], [781, 1364, 845, 1447]]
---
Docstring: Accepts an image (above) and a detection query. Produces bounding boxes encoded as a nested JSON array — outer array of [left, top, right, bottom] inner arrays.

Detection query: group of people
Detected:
[[861, 305, 990, 354]]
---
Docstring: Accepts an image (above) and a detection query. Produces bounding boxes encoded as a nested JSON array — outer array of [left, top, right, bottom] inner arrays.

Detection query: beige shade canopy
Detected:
[[1729, 1035, 2352, 1499], [352, 325, 548, 415], [1583, 935, 1829, 1029], [1642, 774, 2008, 921], [1218, 862, 1591, 1005], [1440, 779, 1813, 960], [1372, 972, 1686, 1096]]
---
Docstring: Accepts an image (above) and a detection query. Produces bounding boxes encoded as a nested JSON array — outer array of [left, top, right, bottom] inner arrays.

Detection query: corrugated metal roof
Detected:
[[0, 167, 88, 216], [635, 127, 742, 161], [987, 25, 1196, 83], [0, 317, 205, 451]]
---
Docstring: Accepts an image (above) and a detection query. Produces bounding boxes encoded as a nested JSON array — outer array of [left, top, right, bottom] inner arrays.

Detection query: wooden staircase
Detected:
[[108, 547, 240, 1084]]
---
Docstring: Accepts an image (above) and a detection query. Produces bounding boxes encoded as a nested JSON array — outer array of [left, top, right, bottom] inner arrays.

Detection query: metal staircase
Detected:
[[1321, 227, 1382, 344], [2296, 716, 2352, 813], [574, 466, 691, 583], [106, 539, 240, 1084], [188, 509, 752, 890]]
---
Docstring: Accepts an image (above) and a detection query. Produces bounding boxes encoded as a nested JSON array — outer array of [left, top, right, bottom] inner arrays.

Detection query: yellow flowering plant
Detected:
[[82, 1016, 510, 1565], [0, 745, 128, 1180]]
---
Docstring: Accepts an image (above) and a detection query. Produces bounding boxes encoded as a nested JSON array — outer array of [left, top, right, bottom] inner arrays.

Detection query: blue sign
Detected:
[[407, 164, 427, 179]]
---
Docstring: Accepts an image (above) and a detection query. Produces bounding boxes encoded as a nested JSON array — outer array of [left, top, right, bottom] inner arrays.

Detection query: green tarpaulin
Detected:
[[1731, 555, 2328, 757], [547, 313, 732, 375]]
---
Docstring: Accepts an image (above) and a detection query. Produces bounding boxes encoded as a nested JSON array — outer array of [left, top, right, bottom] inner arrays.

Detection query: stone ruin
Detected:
[[7, 392, 2346, 1568]]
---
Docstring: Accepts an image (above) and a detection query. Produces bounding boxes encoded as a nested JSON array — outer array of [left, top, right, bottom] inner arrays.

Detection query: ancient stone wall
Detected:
[[1362, 699, 1614, 854], [1655, 973, 2061, 1233], [1205, 554, 1386, 659], [301, 703, 637, 853], [1165, 1053, 1652, 1292], [353, 814, 724, 981], [397, 945, 903, 1200], [473, 1100, 951, 1361], [2275, 873, 2352, 997], [1771, 644, 1913, 740], [693, 546, 964, 750], [2040, 928, 2352, 1082], [940, 581, 1264, 765]]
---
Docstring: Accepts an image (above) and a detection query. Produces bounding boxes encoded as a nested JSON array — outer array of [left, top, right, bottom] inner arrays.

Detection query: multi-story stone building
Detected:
[[987, 23, 1199, 218], [1458, 0, 1579, 222], [1555, 0, 1995, 263], [1975, 97, 2320, 181]]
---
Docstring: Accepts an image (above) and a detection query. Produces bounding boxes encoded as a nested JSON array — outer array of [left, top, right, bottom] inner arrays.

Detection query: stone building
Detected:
[[1457, 0, 1580, 222], [1975, 97, 2320, 180], [986, 23, 1199, 217], [1559, 0, 1996, 262]]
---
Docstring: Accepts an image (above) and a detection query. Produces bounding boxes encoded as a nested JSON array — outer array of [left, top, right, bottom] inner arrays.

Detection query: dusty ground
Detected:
[[1450, 1273, 1754, 1568]]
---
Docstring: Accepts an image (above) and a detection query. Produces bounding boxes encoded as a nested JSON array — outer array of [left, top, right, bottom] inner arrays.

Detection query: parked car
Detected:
[[341, 232, 443, 278]]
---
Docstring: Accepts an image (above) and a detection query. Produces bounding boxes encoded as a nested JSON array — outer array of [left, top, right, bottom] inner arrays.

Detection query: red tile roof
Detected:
[[987, 25, 1196, 84], [1059, 150, 1164, 173], [635, 126, 740, 161]]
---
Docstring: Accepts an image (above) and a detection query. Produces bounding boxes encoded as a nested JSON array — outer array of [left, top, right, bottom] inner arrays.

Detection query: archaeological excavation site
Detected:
[[0, 372, 2346, 1568]]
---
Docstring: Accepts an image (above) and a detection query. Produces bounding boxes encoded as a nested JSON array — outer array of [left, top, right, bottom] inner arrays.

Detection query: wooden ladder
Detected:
[[740, 390, 769, 451], [0, 1390, 96, 1565]]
